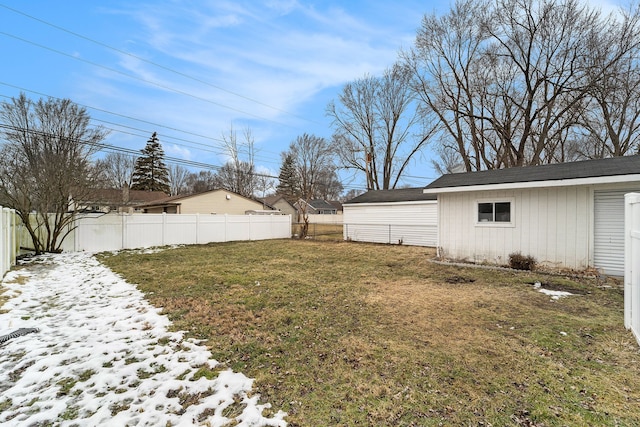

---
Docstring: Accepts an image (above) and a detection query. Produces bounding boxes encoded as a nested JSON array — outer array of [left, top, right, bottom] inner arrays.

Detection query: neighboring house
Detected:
[[70, 187, 168, 213], [260, 195, 298, 222], [296, 199, 338, 215], [423, 155, 640, 276], [136, 189, 272, 215], [343, 188, 438, 246]]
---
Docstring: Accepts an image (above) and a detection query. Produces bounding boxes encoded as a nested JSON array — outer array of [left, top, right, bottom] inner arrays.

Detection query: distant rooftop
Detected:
[[345, 188, 437, 204]]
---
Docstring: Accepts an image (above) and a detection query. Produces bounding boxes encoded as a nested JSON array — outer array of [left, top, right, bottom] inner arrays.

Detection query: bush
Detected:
[[509, 252, 536, 271]]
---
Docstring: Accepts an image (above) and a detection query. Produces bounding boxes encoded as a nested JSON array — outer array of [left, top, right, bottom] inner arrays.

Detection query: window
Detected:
[[477, 201, 511, 223]]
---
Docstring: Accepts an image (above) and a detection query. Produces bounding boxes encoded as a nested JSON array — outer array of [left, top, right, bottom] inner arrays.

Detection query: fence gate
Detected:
[[625, 193, 640, 345]]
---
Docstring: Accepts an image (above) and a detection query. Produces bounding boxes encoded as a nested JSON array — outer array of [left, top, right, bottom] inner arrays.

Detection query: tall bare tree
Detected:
[[95, 152, 136, 188], [0, 93, 107, 253], [215, 124, 257, 197], [168, 163, 190, 196], [285, 134, 337, 237], [213, 160, 255, 197], [579, 6, 640, 158], [408, 0, 640, 172], [184, 170, 216, 194], [405, 0, 491, 172], [328, 63, 435, 189]]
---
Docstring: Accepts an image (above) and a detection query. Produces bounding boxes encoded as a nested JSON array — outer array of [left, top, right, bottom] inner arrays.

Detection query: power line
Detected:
[[0, 2, 322, 126], [0, 84, 226, 143], [0, 31, 302, 129], [0, 123, 283, 180], [0, 86, 292, 164]]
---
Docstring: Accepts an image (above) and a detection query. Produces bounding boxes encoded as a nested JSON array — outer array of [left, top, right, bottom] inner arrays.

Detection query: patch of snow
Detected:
[[0, 252, 287, 426], [539, 288, 574, 300]]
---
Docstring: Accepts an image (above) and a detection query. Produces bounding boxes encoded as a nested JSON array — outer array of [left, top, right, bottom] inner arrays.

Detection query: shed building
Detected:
[[423, 156, 640, 276], [343, 188, 438, 246]]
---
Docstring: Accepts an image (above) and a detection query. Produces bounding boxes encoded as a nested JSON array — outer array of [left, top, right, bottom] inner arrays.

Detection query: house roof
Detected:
[[260, 195, 293, 210], [136, 193, 185, 208], [137, 188, 267, 209], [305, 199, 337, 210], [423, 155, 640, 194], [345, 188, 438, 204]]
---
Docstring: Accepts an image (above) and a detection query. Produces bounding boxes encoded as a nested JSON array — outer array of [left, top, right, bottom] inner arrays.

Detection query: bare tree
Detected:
[[0, 93, 107, 253], [184, 170, 216, 194], [405, 0, 491, 172], [254, 170, 276, 199], [95, 152, 136, 188], [168, 163, 190, 195], [579, 7, 640, 158], [215, 124, 257, 197], [328, 63, 436, 189], [213, 161, 255, 197], [285, 134, 337, 237], [409, 0, 638, 172]]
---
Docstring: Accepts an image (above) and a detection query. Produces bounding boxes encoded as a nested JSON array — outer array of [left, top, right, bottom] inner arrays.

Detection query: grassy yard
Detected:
[[99, 240, 640, 426]]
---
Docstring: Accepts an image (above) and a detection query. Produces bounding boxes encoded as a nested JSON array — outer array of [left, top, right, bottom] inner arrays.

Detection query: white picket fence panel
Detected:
[[625, 193, 640, 345], [55, 213, 291, 252], [0, 206, 18, 277]]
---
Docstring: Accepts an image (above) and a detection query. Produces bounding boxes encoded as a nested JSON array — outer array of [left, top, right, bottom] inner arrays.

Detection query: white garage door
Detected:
[[594, 190, 629, 276]]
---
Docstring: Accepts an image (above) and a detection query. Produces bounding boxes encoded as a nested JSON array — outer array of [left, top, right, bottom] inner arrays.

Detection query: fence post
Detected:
[[162, 212, 166, 246], [195, 213, 199, 245], [1, 208, 6, 276], [10, 209, 17, 267], [625, 194, 632, 329]]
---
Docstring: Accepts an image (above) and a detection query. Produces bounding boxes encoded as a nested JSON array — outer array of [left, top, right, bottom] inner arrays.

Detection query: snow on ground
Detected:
[[0, 252, 287, 427], [533, 281, 574, 300]]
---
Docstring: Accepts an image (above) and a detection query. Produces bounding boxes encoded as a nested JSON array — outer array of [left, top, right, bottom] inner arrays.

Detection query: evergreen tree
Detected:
[[131, 132, 170, 193], [276, 153, 299, 203]]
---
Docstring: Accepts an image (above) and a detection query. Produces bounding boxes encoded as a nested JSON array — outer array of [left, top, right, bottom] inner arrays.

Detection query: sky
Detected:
[[0, 0, 625, 194], [0, 0, 447, 194]]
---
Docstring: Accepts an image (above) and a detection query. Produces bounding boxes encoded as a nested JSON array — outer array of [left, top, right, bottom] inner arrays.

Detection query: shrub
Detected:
[[509, 252, 536, 271]]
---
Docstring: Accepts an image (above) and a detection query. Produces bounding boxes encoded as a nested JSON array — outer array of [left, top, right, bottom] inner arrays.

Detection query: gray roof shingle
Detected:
[[424, 156, 640, 190], [345, 188, 437, 204]]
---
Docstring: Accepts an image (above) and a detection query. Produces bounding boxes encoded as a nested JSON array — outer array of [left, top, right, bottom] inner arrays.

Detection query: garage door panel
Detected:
[[594, 190, 630, 276]]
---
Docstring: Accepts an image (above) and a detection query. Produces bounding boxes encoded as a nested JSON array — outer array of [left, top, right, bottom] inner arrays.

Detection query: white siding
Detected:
[[343, 201, 437, 246], [438, 187, 592, 269]]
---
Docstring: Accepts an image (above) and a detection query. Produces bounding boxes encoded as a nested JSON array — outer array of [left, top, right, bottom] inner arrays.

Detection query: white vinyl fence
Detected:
[[53, 213, 291, 252], [625, 193, 640, 345], [0, 207, 18, 277], [305, 214, 343, 224]]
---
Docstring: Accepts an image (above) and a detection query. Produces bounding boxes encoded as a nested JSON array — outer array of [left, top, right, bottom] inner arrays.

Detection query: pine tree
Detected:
[[131, 132, 170, 193], [276, 153, 299, 203]]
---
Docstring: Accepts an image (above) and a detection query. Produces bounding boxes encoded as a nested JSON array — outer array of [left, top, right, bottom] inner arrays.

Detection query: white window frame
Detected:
[[475, 198, 515, 227]]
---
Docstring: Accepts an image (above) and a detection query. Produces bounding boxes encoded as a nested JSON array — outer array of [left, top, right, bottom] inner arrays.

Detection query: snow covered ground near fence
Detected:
[[0, 252, 287, 426]]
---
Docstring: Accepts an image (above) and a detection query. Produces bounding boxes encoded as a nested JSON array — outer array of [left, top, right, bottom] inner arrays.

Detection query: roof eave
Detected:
[[423, 174, 640, 194], [343, 199, 438, 206]]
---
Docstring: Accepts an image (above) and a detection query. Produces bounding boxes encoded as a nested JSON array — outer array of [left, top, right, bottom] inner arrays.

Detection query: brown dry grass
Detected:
[[99, 239, 640, 426]]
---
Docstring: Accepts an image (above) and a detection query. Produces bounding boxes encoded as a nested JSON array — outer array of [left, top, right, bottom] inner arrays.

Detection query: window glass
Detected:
[[495, 202, 511, 222], [478, 203, 493, 222]]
